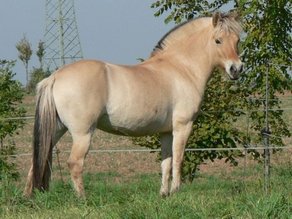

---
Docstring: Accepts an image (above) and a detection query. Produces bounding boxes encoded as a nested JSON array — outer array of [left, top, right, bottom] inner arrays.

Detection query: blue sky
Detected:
[[0, 1, 174, 84]]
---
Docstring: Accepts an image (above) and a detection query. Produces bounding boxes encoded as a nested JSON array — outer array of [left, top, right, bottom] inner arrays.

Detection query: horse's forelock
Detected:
[[214, 13, 242, 36]]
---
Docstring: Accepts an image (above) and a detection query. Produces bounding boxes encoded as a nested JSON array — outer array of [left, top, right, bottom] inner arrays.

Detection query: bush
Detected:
[[27, 67, 50, 93], [0, 60, 25, 181]]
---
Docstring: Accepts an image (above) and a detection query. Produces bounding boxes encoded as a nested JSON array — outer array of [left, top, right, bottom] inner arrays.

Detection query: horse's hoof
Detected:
[[160, 189, 170, 198], [170, 186, 180, 195]]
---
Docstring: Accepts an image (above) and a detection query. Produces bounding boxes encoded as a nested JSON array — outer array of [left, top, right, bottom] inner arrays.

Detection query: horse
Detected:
[[24, 11, 243, 197]]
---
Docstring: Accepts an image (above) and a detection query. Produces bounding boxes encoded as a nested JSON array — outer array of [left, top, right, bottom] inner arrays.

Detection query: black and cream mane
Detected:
[[152, 20, 190, 52]]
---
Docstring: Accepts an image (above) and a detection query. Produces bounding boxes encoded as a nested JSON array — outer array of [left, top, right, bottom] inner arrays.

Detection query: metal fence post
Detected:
[[262, 127, 271, 194], [263, 64, 271, 194]]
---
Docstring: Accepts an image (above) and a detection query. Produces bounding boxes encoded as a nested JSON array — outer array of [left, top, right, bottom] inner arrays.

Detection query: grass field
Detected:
[[1, 165, 292, 218], [1, 94, 291, 218]]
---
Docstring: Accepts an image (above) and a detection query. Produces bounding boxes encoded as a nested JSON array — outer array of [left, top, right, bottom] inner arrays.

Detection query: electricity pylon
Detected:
[[44, 0, 83, 70]]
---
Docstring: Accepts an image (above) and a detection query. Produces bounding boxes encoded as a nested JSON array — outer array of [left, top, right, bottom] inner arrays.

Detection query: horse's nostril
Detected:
[[230, 65, 237, 74], [238, 64, 243, 73], [230, 64, 243, 74]]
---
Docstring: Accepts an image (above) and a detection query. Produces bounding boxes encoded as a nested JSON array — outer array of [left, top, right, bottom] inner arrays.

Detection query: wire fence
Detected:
[[3, 145, 292, 158], [1, 106, 292, 121], [1, 96, 291, 154]]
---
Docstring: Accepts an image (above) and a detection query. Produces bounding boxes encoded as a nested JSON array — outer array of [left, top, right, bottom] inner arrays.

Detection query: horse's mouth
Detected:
[[229, 74, 239, 80]]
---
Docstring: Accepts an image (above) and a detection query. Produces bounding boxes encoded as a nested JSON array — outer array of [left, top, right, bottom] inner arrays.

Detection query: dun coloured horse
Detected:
[[24, 12, 243, 197]]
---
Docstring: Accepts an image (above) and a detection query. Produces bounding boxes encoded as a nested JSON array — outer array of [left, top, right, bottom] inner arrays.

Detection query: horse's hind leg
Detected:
[[160, 133, 173, 197], [67, 131, 93, 197]]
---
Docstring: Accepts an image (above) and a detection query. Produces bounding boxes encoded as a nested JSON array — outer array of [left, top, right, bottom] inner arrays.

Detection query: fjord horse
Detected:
[[24, 12, 243, 197]]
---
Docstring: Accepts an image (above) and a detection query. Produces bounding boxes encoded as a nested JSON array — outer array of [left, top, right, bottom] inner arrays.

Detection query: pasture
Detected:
[[1, 94, 292, 218], [1, 164, 292, 218]]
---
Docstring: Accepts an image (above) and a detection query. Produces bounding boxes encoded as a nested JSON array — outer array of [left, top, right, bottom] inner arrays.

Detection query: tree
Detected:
[[16, 36, 32, 88], [27, 67, 50, 93], [236, 0, 291, 148], [36, 40, 45, 69], [27, 40, 50, 93], [133, 0, 291, 181], [0, 60, 26, 181]]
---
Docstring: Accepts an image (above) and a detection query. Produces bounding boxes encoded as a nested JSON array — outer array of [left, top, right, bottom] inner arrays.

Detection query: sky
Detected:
[[0, 0, 174, 84]]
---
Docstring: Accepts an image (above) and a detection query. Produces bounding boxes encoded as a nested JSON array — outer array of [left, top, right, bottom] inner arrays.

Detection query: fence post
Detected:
[[262, 127, 270, 194], [263, 64, 271, 194], [244, 102, 251, 176]]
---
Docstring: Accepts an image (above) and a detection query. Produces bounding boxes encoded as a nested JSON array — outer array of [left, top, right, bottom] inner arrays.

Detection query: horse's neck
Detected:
[[186, 61, 214, 98], [156, 51, 214, 97], [152, 30, 214, 96]]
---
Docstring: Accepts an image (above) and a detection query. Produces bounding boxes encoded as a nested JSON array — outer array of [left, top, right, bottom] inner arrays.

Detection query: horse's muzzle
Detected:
[[229, 63, 243, 80]]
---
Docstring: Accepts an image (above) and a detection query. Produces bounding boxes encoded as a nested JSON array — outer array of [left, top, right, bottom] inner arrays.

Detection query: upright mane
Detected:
[[152, 19, 190, 54], [151, 12, 242, 57]]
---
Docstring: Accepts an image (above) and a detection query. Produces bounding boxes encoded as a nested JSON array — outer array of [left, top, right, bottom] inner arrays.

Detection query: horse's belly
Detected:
[[97, 112, 172, 136]]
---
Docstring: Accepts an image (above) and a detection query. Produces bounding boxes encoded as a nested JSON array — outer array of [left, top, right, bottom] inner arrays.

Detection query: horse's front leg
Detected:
[[160, 133, 173, 197], [170, 120, 193, 194]]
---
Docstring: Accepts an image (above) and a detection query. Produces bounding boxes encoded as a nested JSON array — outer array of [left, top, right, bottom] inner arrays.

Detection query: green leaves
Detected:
[[16, 36, 33, 87], [151, 0, 232, 24], [15, 36, 32, 64], [0, 60, 25, 180]]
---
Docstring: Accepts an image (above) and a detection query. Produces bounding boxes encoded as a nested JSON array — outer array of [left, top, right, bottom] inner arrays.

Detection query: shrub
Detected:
[[0, 60, 25, 180], [27, 67, 50, 93]]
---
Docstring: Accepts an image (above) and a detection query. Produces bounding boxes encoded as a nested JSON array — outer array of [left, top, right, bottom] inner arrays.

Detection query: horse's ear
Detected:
[[229, 10, 240, 21], [212, 12, 222, 27]]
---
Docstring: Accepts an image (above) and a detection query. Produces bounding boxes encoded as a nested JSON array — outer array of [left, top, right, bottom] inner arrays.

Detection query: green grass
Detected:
[[2, 94, 291, 218], [1, 165, 292, 219]]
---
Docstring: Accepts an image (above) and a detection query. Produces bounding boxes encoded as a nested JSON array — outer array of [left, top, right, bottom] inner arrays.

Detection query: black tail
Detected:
[[32, 77, 57, 192]]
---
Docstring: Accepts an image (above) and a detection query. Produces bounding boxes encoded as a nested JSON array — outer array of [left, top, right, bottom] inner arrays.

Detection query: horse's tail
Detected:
[[32, 76, 57, 192]]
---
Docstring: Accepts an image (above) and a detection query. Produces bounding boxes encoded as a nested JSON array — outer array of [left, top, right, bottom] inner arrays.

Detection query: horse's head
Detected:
[[211, 12, 243, 80]]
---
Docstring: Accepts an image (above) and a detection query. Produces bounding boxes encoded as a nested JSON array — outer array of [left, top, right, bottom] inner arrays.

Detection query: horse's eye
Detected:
[[215, 39, 222, 44]]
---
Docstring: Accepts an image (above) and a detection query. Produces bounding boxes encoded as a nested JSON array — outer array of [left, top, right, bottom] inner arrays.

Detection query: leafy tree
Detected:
[[27, 40, 50, 93], [134, 0, 291, 181], [16, 36, 33, 88], [237, 0, 291, 145], [0, 60, 26, 181], [36, 40, 45, 69], [17, 38, 49, 93]]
